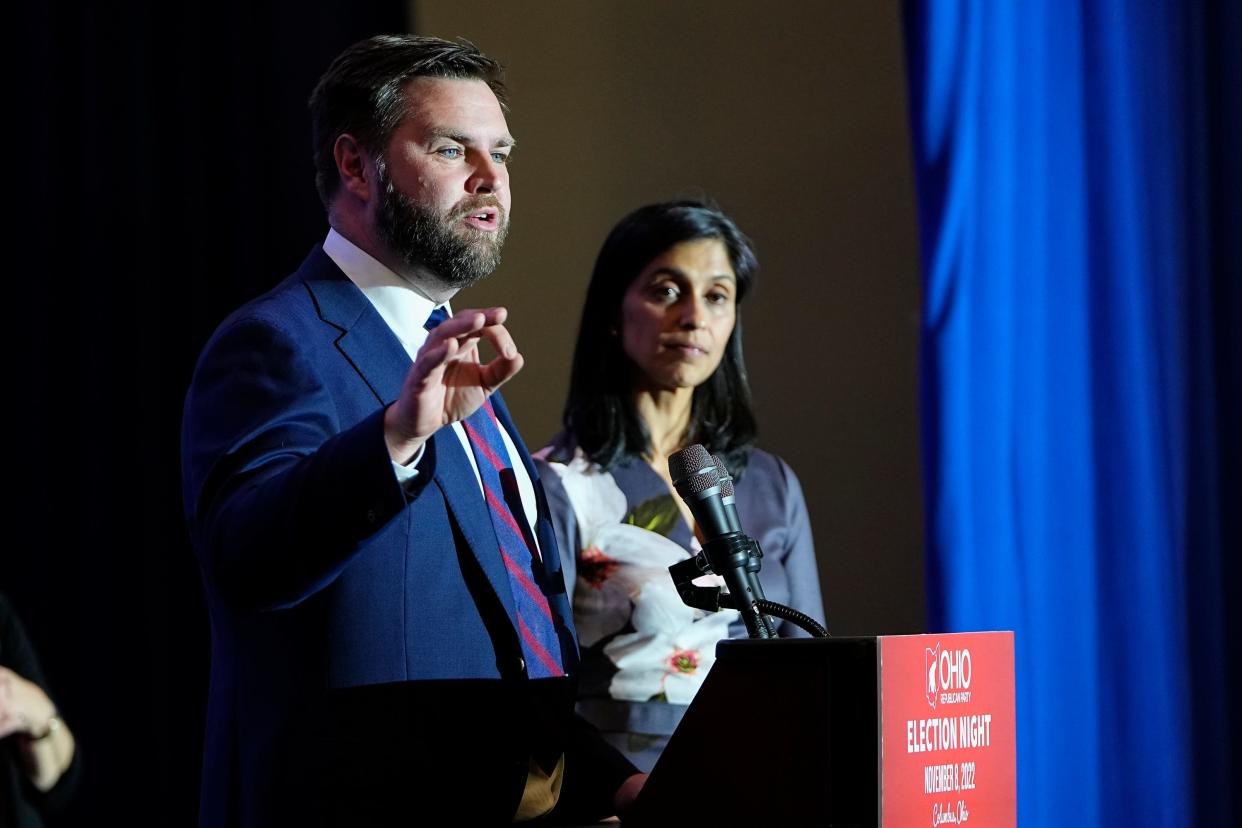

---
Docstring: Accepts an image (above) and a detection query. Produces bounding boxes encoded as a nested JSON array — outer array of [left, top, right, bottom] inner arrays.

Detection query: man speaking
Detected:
[[182, 35, 642, 825]]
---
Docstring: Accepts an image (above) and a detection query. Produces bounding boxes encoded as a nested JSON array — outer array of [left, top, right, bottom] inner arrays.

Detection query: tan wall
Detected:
[[415, 1, 925, 635]]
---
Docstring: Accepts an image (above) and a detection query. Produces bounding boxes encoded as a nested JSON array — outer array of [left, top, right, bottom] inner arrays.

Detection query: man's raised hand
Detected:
[[383, 307, 524, 463]]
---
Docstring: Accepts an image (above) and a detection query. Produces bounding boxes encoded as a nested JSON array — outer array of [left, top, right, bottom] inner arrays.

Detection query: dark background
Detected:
[[8, 2, 923, 822]]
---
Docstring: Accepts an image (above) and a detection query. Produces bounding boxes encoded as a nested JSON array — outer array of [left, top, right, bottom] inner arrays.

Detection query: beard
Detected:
[[374, 161, 510, 291]]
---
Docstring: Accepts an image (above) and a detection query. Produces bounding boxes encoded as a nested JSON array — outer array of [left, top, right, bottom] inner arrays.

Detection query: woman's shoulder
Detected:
[[534, 432, 614, 492], [735, 447, 808, 507], [534, 430, 579, 467], [741, 447, 797, 486]]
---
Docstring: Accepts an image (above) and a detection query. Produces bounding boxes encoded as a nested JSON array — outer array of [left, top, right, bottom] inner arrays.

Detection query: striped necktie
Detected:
[[425, 307, 564, 678]]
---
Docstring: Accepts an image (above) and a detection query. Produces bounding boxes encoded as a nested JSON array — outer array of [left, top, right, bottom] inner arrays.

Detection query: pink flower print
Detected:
[[579, 545, 620, 589], [667, 649, 700, 675]]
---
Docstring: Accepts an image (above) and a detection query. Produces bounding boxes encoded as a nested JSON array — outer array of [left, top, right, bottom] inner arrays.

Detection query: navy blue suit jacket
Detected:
[[182, 246, 632, 826]]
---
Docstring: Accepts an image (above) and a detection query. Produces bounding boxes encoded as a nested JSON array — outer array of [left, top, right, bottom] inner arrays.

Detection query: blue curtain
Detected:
[[903, 2, 1240, 826]]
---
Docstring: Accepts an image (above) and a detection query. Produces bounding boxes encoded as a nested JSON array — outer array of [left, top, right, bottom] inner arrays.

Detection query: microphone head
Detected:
[[711, 455, 736, 498], [668, 444, 720, 495]]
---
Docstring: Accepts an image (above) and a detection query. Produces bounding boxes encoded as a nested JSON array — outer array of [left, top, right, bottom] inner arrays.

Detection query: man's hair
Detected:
[[563, 199, 761, 477], [309, 34, 507, 206]]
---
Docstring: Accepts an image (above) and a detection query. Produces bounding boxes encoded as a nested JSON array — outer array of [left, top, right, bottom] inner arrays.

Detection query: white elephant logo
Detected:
[[925, 643, 941, 709]]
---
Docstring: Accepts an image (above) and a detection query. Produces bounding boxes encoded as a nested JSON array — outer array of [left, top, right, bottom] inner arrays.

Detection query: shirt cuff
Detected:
[[391, 442, 427, 489]]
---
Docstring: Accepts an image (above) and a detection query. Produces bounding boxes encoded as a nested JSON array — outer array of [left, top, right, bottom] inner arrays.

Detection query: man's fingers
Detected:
[[411, 338, 458, 385], [402, 306, 520, 418], [444, 334, 482, 360], [477, 318, 518, 360], [424, 307, 507, 345], [424, 310, 486, 344], [477, 350, 524, 391]]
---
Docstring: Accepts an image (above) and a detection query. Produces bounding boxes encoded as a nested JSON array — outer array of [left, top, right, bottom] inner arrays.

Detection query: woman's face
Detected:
[[619, 237, 738, 393]]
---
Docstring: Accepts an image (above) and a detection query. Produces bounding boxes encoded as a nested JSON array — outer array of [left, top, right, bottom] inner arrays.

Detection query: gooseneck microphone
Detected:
[[668, 445, 774, 639]]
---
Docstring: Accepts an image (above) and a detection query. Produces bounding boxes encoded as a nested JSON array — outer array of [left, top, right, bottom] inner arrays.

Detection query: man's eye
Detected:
[[491, 152, 511, 164], [437, 147, 463, 159]]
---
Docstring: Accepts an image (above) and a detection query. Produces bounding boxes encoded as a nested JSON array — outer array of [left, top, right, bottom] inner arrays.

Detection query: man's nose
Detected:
[[467, 153, 505, 194]]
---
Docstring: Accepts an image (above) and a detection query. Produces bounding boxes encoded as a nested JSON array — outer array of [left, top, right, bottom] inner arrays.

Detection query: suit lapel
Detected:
[[301, 247, 410, 406], [490, 396, 580, 670], [434, 393, 579, 670], [431, 429, 520, 625], [490, 396, 559, 563]]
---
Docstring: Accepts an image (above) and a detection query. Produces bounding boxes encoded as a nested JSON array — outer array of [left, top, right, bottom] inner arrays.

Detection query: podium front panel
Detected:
[[878, 632, 1016, 828]]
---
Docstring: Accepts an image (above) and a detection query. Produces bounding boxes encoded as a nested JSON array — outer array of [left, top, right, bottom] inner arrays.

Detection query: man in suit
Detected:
[[181, 35, 643, 825]]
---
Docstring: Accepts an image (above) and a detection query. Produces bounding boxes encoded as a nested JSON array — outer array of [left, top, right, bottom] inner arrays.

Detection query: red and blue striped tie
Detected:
[[426, 307, 564, 678]]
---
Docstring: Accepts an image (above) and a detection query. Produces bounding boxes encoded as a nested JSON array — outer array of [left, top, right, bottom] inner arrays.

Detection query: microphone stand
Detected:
[[668, 540, 828, 639], [669, 535, 774, 638], [667, 444, 830, 639]]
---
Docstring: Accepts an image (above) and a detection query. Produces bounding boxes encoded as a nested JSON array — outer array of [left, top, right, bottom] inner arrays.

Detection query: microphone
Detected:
[[710, 454, 743, 535], [668, 445, 733, 538], [668, 445, 773, 638]]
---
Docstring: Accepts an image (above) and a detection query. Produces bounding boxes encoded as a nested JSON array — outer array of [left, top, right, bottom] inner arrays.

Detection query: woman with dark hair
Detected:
[[537, 200, 825, 771]]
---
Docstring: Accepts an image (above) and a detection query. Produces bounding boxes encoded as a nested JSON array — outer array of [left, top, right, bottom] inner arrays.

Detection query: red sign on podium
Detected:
[[879, 632, 1016, 828]]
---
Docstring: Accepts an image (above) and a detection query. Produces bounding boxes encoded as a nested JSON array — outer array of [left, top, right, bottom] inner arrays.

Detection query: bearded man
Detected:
[[181, 35, 643, 826]]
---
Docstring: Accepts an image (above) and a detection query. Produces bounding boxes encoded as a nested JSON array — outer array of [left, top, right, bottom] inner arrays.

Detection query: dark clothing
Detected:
[[0, 594, 80, 828]]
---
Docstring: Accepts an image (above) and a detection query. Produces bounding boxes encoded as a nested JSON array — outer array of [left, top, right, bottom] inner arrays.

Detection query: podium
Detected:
[[627, 632, 1015, 827]]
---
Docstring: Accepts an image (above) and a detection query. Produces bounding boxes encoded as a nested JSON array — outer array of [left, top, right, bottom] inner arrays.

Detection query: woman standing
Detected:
[[537, 200, 825, 771]]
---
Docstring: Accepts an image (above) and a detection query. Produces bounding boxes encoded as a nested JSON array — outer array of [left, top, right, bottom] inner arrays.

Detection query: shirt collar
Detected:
[[322, 228, 448, 357]]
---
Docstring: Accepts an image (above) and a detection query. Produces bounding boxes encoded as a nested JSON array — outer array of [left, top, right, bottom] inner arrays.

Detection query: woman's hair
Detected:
[[563, 199, 760, 476]]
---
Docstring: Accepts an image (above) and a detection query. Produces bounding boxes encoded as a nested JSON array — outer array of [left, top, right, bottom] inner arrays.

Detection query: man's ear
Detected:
[[333, 133, 373, 203]]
